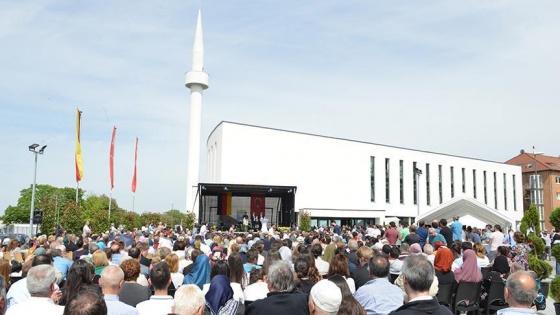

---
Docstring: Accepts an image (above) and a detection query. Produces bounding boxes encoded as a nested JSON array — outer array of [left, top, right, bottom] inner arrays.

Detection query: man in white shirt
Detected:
[[6, 265, 63, 315], [83, 221, 91, 237], [6, 254, 60, 307], [488, 224, 505, 263], [136, 263, 174, 315]]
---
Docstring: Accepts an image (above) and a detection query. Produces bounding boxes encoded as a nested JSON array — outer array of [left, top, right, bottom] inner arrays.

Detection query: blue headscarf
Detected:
[[205, 275, 235, 315], [183, 254, 211, 289]]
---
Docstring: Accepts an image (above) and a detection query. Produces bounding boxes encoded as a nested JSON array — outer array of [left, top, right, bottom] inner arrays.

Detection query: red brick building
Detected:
[[506, 151, 560, 231]]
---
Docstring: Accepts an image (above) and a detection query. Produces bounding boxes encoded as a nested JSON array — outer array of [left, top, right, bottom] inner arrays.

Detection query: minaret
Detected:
[[185, 10, 209, 213]]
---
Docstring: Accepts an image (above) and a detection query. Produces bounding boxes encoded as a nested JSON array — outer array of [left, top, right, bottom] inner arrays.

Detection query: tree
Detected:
[[299, 211, 311, 232], [521, 204, 540, 235], [2, 184, 84, 234], [140, 212, 161, 227], [550, 207, 560, 231]]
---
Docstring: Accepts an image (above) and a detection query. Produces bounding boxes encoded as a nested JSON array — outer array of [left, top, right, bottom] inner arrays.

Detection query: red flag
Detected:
[[131, 137, 138, 193], [251, 193, 265, 216], [109, 126, 116, 189]]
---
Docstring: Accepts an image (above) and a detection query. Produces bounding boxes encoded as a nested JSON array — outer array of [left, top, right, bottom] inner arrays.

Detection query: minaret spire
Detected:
[[185, 9, 209, 214]]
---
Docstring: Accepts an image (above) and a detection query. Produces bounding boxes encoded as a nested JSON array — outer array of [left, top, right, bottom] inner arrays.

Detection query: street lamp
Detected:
[[29, 143, 46, 238], [415, 167, 423, 218]]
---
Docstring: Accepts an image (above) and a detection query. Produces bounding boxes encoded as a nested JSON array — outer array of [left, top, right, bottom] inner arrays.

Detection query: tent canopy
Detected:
[[416, 194, 515, 229]]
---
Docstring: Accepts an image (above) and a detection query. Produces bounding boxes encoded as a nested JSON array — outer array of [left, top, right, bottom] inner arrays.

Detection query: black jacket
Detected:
[[351, 264, 371, 291], [245, 289, 309, 315], [389, 297, 453, 315]]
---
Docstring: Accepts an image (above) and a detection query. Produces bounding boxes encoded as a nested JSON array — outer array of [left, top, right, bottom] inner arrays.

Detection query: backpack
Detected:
[[534, 278, 546, 311]]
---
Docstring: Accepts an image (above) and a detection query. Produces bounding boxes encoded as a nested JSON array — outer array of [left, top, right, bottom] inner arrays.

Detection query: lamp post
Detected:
[[415, 167, 423, 218], [29, 143, 47, 238]]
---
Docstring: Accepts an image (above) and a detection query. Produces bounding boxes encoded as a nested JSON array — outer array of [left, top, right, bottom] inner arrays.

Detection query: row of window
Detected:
[[369, 157, 517, 210]]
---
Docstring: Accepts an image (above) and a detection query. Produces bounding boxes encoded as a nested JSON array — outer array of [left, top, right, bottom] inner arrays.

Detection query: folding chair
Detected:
[[453, 281, 481, 315], [480, 266, 492, 279], [437, 282, 454, 309], [484, 278, 508, 315]]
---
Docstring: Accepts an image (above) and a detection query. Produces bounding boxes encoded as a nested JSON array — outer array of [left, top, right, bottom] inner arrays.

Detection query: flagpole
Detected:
[[108, 191, 112, 224], [132, 193, 135, 212], [76, 182, 79, 205]]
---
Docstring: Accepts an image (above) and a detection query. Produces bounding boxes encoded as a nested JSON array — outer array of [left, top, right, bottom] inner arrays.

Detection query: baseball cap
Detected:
[[310, 279, 342, 313]]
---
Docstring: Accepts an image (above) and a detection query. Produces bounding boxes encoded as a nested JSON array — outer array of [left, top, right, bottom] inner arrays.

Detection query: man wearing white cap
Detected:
[[309, 279, 342, 315]]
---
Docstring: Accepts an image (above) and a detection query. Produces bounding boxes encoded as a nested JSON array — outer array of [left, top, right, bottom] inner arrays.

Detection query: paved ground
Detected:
[[538, 259, 556, 315]]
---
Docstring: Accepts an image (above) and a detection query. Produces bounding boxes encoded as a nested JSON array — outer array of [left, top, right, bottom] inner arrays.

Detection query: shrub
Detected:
[[552, 245, 560, 261], [550, 276, 560, 303], [550, 207, 560, 231], [299, 211, 311, 232], [528, 233, 545, 257], [528, 255, 552, 279]]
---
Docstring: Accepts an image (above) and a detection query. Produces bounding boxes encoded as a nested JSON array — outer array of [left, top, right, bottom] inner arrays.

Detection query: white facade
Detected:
[[206, 121, 523, 225]]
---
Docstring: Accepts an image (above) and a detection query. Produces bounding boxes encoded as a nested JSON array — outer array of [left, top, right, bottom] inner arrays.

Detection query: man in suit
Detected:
[[389, 255, 452, 314]]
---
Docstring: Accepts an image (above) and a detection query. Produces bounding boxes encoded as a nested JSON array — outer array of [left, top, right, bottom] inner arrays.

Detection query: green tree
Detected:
[[140, 212, 161, 227], [550, 207, 560, 231], [521, 204, 540, 235], [3, 185, 84, 234], [299, 211, 311, 232], [82, 194, 125, 234], [121, 211, 141, 230]]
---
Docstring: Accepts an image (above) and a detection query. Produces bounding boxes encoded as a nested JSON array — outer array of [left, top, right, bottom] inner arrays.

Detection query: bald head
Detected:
[[100, 265, 124, 293], [505, 271, 537, 308]]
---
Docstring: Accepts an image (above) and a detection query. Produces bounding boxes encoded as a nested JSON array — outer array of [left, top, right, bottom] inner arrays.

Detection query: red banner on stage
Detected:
[[250, 193, 265, 216]]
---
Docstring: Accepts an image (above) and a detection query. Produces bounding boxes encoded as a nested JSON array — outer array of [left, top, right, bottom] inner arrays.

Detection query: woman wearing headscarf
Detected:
[[454, 249, 482, 284], [204, 275, 242, 315], [184, 254, 211, 289], [434, 247, 455, 285]]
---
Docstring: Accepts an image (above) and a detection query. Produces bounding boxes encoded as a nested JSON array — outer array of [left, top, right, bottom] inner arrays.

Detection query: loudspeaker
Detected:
[[33, 210, 43, 224]]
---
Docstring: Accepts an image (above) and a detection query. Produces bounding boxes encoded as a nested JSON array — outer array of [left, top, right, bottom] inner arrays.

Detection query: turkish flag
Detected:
[[251, 194, 265, 216]]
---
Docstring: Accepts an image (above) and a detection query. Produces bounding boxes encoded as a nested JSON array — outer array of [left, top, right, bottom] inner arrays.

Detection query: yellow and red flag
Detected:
[[75, 108, 83, 182], [109, 126, 116, 189], [131, 137, 138, 193]]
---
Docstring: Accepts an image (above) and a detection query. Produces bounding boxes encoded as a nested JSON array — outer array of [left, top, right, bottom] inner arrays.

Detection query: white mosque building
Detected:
[[184, 12, 523, 229]]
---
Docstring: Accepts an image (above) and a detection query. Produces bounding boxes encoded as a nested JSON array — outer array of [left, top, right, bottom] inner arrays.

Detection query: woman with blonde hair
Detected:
[[92, 250, 109, 279], [165, 253, 183, 289], [5, 238, 22, 261], [0, 260, 11, 290], [474, 242, 490, 268]]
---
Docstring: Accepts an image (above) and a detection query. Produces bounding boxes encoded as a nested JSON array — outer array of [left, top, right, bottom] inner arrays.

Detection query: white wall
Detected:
[[207, 122, 523, 223]]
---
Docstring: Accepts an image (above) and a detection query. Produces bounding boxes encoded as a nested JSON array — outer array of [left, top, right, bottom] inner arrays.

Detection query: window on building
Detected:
[[413, 162, 418, 205], [399, 160, 404, 204], [426, 163, 431, 206], [483, 171, 487, 204], [385, 158, 390, 203], [473, 170, 477, 199], [438, 165, 443, 204], [462, 168, 466, 193], [557, 192, 560, 200], [556, 176, 560, 184], [370, 157, 375, 202], [513, 174, 517, 211], [503, 173, 507, 210], [450, 166, 455, 198], [493, 172, 498, 209]]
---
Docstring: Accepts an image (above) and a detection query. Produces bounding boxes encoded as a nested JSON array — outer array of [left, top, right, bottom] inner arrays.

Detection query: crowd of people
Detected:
[[0, 216, 549, 315]]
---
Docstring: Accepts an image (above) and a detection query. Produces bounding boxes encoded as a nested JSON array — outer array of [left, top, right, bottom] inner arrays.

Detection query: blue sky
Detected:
[[1, 1, 559, 215]]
